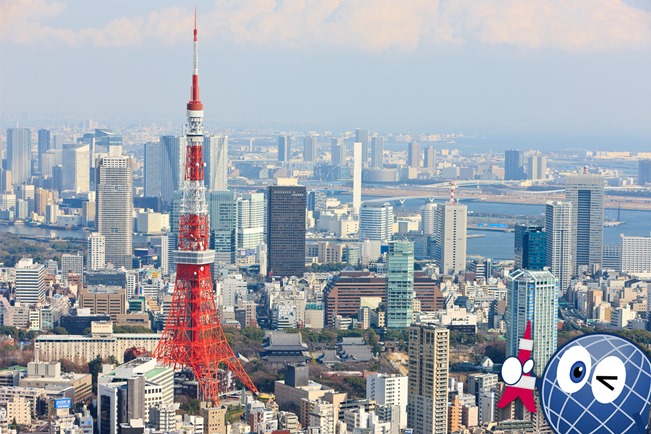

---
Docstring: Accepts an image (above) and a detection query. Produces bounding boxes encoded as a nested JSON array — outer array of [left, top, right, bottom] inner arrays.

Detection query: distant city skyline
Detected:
[[1, 1, 650, 150]]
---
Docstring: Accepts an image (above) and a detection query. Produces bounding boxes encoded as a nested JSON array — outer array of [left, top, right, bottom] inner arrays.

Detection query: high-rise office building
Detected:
[[88, 232, 106, 271], [386, 241, 414, 329], [639, 160, 651, 185], [371, 136, 384, 169], [505, 269, 558, 376], [424, 145, 436, 169], [545, 201, 573, 293], [407, 141, 420, 168], [526, 154, 547, 180], [62, 145, 90, 193], [303, 136, 317, 163], [236, 192, 265, 250], [355, 129, 369, 167], [420, 202, 437, 236], [204, 135, 228, 191], [144, 141, 161, 198], [37, 129, 51, 172], [620, 235, 651, 274], [96, 156, 133, 269], [160, 135, 186, 207], [7, 128, 32, 185], [266, 180, 306, 277], [331, 138, 345, 166], [15, 258, 45, 306], [435, 202, 467, 275], [359, 203, 394, 244], [565, 174, 604, 273], [353, 142, 362, 217], [514, 225, 546, 270], [207, 190, 236, 265], [504, 150, 525, 180], [408, 324, 449, 434], [278, 135, 290, 163]]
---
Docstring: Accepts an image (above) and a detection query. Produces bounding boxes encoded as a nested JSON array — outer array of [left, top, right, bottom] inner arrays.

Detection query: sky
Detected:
[[0, 0, 650, 149]]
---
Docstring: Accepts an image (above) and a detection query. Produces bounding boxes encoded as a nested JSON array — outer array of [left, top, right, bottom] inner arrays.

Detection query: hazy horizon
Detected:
[[1, 0, 650, 150]]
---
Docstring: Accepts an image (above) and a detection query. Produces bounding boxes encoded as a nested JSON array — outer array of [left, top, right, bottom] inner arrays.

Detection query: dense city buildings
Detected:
[[96, 156, 133, 269], [505, 269, 558, 376], [565, 174, 605, 274]]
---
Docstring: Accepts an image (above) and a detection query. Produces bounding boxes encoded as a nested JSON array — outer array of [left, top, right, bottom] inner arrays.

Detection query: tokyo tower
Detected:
[[153, 12, 258, 403]]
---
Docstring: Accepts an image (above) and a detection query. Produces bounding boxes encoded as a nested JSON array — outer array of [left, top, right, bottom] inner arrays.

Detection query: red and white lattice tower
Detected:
[[153, 12, 257, 403]]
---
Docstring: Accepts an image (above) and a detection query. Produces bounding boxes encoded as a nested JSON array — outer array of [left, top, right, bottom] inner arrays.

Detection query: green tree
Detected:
[[52, 326, 69, 335], [180, 398, 201, 415], [88, 355, 103, 386]]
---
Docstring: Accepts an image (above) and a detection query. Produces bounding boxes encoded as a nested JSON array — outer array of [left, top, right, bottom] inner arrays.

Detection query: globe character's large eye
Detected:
[[591, 356, 626, 404], [556, 345, 592, 394]]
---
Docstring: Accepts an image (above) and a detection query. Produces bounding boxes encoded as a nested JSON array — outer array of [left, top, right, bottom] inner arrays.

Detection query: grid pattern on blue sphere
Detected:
[[541, 334, 651, 434]]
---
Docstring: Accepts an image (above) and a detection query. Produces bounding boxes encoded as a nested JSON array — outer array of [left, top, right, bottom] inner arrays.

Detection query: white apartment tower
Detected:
[[15, 258, 46, 306], [408, 324, 449, 434], [353, 141, 362, 216], [565, 174, 604, 274], [62, 145, 90, 193], [237, 192, 265, 250], [435, 202, 467, 275], [96, 156, 133, 269], [366, 374, 408, 428], [545, 201, 573, 293], [505, 269, 558, 376], [61, 252, 84, 283], [420, 202, 437, 236], [87, 232, 106, 271]]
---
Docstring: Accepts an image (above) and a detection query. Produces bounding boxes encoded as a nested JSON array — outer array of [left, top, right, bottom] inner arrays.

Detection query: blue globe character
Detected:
[[540, 333, 651, 434]]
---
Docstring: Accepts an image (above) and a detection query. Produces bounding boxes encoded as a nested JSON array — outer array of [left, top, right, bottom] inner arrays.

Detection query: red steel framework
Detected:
[[153, 12, 258, 403]]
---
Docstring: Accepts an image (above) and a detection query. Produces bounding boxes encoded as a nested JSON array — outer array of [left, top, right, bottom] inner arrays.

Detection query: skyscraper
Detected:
[[386, 241, 414, 329], [278, 135, 290, 163], [526, 154, 547, 180], [359, 202, 394, 244], [355, 129, 369, 167], [37, 129, 51, 172], [620, 235, 651, 274], [407, 141, 420, 168], [62, 145, 90, 193], [7, 128, 32, 185], [144, 141, 161, 198], [371, 136, 384, 169], [331, 138, 345, 166], [639, 160, 651, 185], [266, 180, 306, 277], [420, 202, 437, 236], [96, 156, 133, 269], [565, 174, 604, 273], [424, 145, 436, 169], [408, 324, 449, 434], [435, 202, 467, 275], [61, 252, 84, 284], [353, 142, 362, 217], [303, 136, 317, 163], [160, 135, 186, 207], [504, 150, 525, 180], [207, 190, 236, 265], [236, 192, 265, 250], [15, 258, 46, 306], [505, 269, 558, 376], [545, 201, 573, 293], [514, 225, 546, 270], [204, 135, 228, 191], [88, 232, 106, 271]]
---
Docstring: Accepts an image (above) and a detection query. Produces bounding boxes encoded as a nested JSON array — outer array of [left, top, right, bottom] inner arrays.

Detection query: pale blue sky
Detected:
[[1, 0, 650, 149]]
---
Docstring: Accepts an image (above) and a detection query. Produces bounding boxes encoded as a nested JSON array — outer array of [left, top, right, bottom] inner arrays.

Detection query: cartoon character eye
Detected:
[[557, 345, 592, 394], [501, 356, 522, 386], [523, 359, 534, 375], [591, 356, 626, 404]]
